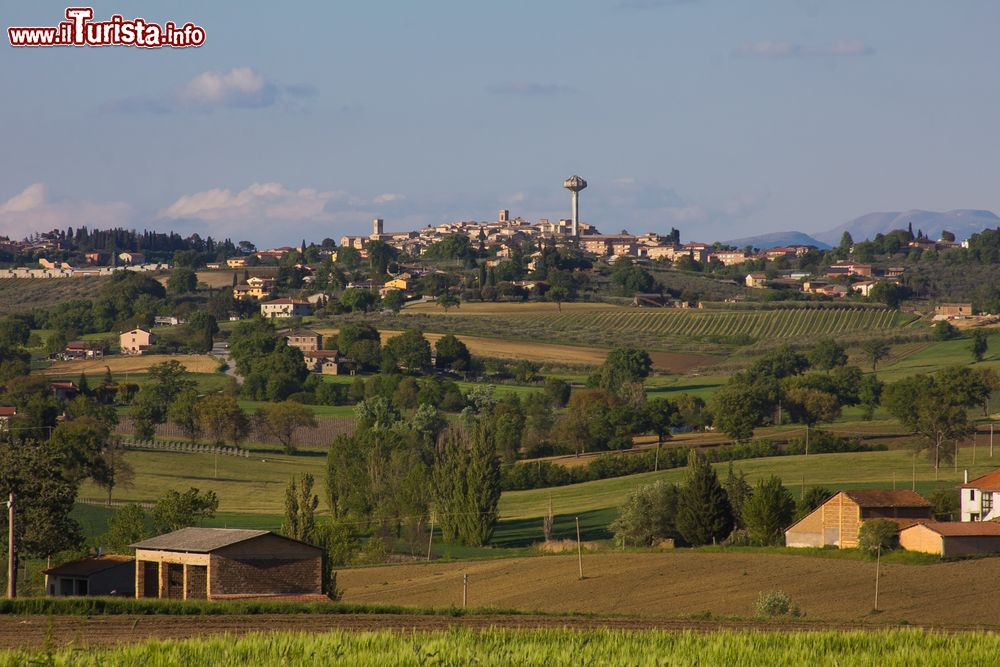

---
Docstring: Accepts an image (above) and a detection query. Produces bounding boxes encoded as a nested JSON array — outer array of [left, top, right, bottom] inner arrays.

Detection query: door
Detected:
[[143, 561, 159, 598]]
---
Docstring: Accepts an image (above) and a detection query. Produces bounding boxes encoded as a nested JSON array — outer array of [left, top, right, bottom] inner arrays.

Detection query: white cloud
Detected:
[[160, 182, 343, 223], [734, 39, 874, 59], [107, 67, 316, 113], [0, 183, 130, 238], [373, 193, 405, 205], [176, 67, 277, 109]]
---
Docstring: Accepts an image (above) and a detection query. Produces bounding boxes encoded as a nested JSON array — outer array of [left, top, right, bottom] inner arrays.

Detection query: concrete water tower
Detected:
[[563, 175, 587, 236]]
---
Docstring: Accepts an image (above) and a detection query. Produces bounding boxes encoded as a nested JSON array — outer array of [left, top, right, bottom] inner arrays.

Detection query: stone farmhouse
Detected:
[[132, 528, 323, 600]]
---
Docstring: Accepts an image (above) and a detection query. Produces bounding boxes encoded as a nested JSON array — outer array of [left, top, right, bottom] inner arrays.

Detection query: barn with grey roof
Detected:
[[132, 527, 323, 600]]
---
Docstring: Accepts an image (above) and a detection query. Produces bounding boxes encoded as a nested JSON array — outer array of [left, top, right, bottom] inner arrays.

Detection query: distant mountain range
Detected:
[[813, 209, 999, 246], [724, 209, 999, 251], [724, 231, 830, 250]]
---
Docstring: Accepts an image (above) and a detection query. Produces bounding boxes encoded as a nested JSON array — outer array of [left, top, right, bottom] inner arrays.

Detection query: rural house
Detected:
[[935, 303, 973, 319], [260, 298, 312, 319], [49, 380, 78, 401], [785, 490, 932, 549], [119, 328, 156, 355], [960, 468, 1000, 521], [303, 349, 342, 375], [899, 522, 1000, 557], [284, 329, 323, 352], [44, 555, 135, 597], [117, 251, 145, 265], [63, 340, 103, 360], [132, 528, 323, 600], [745, 273, 767, 289], [0, 406, 15, 432]]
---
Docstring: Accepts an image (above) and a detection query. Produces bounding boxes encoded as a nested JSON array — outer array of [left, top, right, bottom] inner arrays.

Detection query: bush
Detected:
[[857, 519, 898, 557], [754, 590, 800, 618]]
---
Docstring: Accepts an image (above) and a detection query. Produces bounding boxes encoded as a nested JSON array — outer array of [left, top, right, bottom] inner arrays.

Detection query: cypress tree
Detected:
[[676, 450, 733, 546]]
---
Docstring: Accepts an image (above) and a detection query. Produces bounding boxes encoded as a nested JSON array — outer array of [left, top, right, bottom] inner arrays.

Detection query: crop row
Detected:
[[507, 308, 897, 339]]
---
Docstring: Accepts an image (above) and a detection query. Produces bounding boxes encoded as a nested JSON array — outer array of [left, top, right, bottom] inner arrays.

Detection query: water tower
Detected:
[[563, 175, 587, 236]]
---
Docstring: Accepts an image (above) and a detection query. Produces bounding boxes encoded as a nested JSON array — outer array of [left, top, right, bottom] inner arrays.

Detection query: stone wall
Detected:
[[210, 556, 322, 597]]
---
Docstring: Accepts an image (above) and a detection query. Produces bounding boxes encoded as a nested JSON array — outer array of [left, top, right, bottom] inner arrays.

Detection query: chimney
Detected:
[[964, 469, 969, 484]]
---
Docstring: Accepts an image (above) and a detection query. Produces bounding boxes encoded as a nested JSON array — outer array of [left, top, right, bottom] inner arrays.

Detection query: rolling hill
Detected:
[[814, 209, 999, 246], [724, 230, 829, 250]]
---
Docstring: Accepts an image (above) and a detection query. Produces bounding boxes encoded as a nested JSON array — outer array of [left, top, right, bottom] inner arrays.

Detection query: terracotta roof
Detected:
[[284, 329, 320, 337], [0, 406, 15, 417], [43, 555, 133, 577], [263, 298, 309, 305], [304, 350, 339, 359], [903, 521, 1000, 537], [844, 490, 932, 508], [963, 469, 1000, 492]]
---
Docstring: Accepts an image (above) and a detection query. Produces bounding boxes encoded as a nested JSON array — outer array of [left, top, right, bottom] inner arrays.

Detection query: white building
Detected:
[[961, 469, 1000, 521], [260, 298, 312, 318]]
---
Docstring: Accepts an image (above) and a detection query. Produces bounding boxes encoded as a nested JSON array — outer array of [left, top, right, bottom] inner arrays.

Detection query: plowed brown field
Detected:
[[338, 551, 1000, 626]]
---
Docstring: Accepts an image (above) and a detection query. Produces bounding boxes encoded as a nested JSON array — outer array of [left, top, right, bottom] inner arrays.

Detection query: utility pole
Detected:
[[426, 516, 434, 562], [462, 574, 468, 608], [6, 493, 14, 599], [576, 516, 584, 580], [873, 544, 881, 612]]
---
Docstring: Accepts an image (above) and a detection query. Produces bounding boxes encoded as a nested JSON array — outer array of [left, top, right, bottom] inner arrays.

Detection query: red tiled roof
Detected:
[[844, 490, 932, 508], [0, 406, 16, 417], [304, 350, 339, 359], [963, 469, 1000, 492], [263, 298, 309, 305], [903, 521, 1000, 537]]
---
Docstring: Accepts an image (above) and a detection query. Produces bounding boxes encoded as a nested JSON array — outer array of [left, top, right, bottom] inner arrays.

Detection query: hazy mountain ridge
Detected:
[[723, 231, 830, 250], [813, 209, 1000, 246]]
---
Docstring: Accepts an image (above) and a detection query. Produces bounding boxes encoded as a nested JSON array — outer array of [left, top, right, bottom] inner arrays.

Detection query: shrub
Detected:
[[754, 590, 800, 618], [857, 519, 898, 557]]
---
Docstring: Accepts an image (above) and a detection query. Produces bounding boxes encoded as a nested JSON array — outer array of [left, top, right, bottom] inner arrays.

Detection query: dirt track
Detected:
[[0, 613, 970, 650]]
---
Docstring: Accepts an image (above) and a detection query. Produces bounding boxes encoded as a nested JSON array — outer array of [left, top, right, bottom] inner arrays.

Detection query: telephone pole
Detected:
[[6, 493, 14, 599]]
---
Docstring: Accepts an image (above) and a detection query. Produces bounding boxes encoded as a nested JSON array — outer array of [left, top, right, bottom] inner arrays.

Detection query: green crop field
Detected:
[[0, 276, 111, 314], [3, 628, 997, 666], [502, 448, 994, 522], [503, 307, 900, 340], [81, 447, 989, 524]]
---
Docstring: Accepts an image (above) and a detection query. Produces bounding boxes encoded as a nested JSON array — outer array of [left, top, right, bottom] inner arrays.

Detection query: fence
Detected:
[[121, 439, 251, 458], [115, 416, 356, 449]]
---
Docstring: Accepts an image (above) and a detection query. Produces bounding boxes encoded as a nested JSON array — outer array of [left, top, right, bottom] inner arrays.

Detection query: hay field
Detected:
[[315, 327, 715, 371], [194, 268, 278, 289], [43, 354, 220, 376], [338, 550, 1000, 625]]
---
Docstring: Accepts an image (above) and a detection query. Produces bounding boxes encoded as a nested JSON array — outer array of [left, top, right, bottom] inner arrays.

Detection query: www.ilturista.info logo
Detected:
[[8, 7, 205, 48]]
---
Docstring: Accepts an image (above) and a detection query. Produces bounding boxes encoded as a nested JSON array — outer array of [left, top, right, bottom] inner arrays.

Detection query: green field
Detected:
[[506, 307, 901, 340], [80, 448, 991, 540], [4, 628, 997, 666], [0, 276, 111, 314]]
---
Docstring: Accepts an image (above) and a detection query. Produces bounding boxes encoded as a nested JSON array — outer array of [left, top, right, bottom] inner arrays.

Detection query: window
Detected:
[[970, 489, 975, 501], [984, 492, 994, 515]]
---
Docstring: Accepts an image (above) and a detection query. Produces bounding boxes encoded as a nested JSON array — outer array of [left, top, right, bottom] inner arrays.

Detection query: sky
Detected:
[[1, 0, 999, 246]]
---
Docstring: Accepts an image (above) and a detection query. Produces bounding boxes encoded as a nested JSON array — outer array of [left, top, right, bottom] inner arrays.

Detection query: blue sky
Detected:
[[2, 0, 999, 246]]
